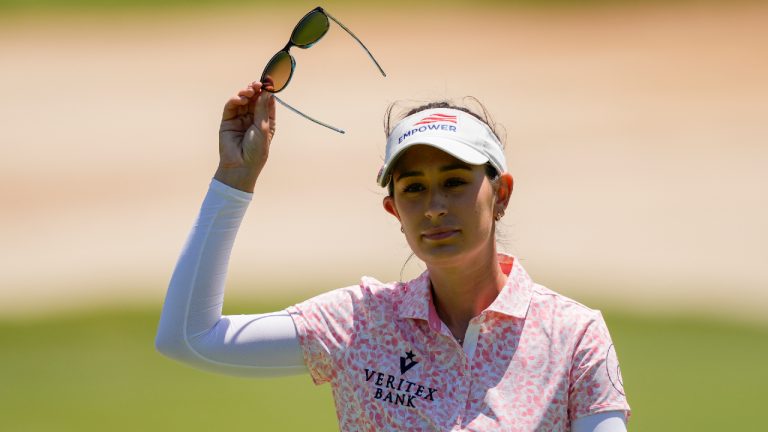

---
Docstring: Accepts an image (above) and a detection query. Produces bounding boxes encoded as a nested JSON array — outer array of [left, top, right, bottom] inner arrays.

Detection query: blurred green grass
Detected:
[[1, 303, 766, 431]]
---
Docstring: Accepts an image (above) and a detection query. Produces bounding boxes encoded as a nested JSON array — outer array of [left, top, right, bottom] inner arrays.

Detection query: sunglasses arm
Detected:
[[322, 9, 387, 78], [273, 96, 345, 134]]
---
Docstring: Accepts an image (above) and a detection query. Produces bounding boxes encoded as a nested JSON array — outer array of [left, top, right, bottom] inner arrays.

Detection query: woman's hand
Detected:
[[214, 82, 276, 193]]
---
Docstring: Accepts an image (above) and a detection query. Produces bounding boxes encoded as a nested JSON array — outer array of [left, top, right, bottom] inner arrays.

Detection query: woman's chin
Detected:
[[414, 244, 473, 267]]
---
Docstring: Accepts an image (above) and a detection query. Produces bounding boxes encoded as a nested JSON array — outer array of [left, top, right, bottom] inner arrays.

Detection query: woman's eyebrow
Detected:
[[396, 164, 472, 181], [395, 170, 422, 181], [440, 163, 472, 172]]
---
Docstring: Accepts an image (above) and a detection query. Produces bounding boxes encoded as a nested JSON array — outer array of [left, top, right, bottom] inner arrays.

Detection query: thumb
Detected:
[[253, 90, 274, 132], [268, 92, 276, 124]]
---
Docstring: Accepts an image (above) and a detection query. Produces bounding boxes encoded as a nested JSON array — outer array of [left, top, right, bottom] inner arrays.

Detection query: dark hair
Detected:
[[383, 97, 505, 197]]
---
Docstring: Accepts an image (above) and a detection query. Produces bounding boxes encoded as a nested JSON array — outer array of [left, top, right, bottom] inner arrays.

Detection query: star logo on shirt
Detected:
[[399, 350, 419, 375]]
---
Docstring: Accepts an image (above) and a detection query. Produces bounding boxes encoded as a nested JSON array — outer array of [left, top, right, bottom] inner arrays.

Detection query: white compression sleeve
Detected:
[[155, 179, 307, 377], [571, 411, 628, 432]]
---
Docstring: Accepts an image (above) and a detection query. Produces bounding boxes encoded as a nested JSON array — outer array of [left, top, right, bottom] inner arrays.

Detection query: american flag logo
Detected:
[[414, 113, 458, 126]]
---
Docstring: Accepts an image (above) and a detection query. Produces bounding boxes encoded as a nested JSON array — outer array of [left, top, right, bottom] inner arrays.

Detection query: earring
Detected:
[[400, 226, 404, 233]]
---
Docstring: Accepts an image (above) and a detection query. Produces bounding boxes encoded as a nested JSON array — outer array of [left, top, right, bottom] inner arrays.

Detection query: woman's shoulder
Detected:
[[360, 275, 403, 292], [528, 282, 606, 328], [291, 275, 412, 314]]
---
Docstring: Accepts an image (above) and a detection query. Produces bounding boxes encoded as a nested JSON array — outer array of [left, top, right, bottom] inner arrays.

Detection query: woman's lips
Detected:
[[422, 228, 460, 241]]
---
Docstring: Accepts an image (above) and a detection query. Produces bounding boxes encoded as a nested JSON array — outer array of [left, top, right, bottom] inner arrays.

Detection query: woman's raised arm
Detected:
[[154, 84, 306, 377]]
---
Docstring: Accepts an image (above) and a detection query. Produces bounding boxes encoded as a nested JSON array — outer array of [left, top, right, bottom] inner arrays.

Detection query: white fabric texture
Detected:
[[572, 411, 628, 432], [154, 179, 306, 377], [378, 108, 507, 186]]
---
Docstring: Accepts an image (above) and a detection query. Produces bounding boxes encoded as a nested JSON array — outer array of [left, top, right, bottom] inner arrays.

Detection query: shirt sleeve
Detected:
[[155, 179, 307, 377], [571, 411, 627, 432], [286, 286, 362, 385], [568, 311, 631, 421]]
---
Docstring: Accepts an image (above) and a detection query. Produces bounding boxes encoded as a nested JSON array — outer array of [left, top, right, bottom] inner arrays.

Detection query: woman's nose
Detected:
[[425, 191, 448, 220]]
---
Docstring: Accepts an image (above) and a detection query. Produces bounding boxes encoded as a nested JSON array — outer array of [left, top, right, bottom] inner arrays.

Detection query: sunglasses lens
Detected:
[[290, 10, 329, 48], [261, 51, 294, 92]]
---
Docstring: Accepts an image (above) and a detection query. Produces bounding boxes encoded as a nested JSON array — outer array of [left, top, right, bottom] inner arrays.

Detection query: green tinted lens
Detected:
[[261, 51, 294, 92], [290, 10, 329, 48]]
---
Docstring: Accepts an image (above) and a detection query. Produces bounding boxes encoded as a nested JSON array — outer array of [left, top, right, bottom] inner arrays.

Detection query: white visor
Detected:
[[377, 108, 507, 187]]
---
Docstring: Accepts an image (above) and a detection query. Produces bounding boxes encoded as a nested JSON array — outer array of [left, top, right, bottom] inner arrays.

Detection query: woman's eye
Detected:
[[402, 183, 425, 193], [445, 178, 468, 188]]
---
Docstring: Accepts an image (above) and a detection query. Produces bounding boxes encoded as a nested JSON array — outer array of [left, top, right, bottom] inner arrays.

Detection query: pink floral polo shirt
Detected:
[[287, 254, 630, 431]]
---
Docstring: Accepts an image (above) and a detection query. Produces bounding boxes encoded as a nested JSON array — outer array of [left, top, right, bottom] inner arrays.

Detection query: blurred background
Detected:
[[1, 0, 766, 430]]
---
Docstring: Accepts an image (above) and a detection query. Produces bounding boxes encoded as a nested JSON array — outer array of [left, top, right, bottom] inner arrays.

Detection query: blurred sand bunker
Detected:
[[0, 3, 766, 321]]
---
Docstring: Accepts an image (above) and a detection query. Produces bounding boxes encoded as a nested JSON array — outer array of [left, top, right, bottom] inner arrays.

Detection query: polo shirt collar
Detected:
[[484, 254, 533, 319], [397, 271, 432, 322], [397, 254, 533, 323]]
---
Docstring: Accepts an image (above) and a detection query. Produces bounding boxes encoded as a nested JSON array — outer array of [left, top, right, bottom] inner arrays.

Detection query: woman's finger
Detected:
[[237, 88, 254, 97], [224, 82, 263, 120], [222, 94, 250, 120], [247, 82, 267, 114], [253, 89, 273, 129]]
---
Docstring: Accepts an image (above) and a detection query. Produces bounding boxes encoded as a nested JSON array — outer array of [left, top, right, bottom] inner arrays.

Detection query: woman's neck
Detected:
[[427, 247, 508, 341]]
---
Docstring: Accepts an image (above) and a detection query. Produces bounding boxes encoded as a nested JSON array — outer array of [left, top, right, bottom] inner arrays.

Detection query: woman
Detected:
[[156, 81, 631, 431]]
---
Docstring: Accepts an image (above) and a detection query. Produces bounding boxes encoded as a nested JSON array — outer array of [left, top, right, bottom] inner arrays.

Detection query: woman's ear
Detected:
[[495, 173, 514, 211], [382, 195, 400, 221]]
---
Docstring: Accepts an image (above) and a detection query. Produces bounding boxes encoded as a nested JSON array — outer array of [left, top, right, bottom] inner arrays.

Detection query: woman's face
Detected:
[[383, 145, 510, 267]]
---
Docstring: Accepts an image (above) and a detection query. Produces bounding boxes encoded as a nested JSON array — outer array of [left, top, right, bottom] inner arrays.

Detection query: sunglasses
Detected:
[[260, 7, 386, 134]]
